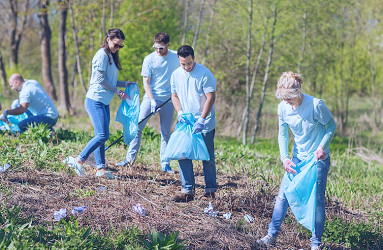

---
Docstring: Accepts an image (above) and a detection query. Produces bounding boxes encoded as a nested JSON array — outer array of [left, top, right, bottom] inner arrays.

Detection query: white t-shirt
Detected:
[[141, 50, 179, 101], [19, 80, 59, 119], [171, 62, 216, 133]]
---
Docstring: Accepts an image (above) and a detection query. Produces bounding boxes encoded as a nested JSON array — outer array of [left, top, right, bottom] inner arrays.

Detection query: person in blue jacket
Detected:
[[257, 71, 336, 250], [64, 28, 135, 179]]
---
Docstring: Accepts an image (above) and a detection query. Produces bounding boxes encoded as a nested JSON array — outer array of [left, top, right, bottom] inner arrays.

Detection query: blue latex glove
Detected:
[[150, 99, 157, 114], [192, 117, 205, 134]]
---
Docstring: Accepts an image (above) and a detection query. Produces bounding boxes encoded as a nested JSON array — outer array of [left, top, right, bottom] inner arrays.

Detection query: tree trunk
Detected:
[[237, 24, 267, 137], [202, 0, 217, 65], [0, 52, 7, 96], [242, 0, 253, 145], [251, 3, 277, 143], [297, 2, 307, 74], [69, 2, 87, 94], [181, 0, 191, 44], [58, 0, 71, 113], [100, 0, 106, 44], [8, 0, 29, 69], [110, 0, 114, 28], [38, 0, 58, 101], [192, 0, 205, 49]]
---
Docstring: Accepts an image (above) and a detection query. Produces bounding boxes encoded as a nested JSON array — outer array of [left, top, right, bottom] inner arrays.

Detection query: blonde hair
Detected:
[[275, 71, 303, 100]]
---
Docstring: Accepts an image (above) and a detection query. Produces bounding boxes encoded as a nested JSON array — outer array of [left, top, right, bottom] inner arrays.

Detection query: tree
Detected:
[[38, 0, 57, 101], [58, 0, 71, 113]]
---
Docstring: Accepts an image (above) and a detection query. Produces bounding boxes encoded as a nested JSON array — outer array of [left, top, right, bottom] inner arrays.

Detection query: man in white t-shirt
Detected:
[[0, 73, 59, 132], [116, 32, 179, 173], [170, 45, 217, 202]]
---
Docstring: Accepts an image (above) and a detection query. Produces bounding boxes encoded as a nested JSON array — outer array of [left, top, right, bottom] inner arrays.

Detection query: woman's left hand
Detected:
[[315, 147, 326, 160]]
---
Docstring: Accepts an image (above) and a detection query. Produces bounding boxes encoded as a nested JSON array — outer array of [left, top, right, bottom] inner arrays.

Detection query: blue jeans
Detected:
[[125, 96, 174, 168], [268, 156, 330, 247], [178, 129, 217, 194], [79, 98, 110, 169], [18, 114, 57, 132]]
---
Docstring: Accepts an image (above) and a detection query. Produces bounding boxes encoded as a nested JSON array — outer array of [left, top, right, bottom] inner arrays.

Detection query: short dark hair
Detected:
[[153, 32, 169, 44], [177, 45, 194, 58]]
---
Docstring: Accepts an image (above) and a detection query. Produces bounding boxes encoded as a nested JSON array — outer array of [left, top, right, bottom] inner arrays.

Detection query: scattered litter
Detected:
[[53, 208, 67, 221], [132, 203, 146, 216], [17, 146, 22, 152], [223, 212, 232, 220], [204, 202, 218, 217], [244, 214, 254, 223], [0, 163, 10, 173], [72, 206, 87, 215], [96, 186, 107, 192]]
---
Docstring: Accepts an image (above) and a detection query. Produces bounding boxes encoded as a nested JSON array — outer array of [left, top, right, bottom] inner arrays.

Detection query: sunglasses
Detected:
[[153, 45, 166, 50], [112, 41, 124, 49]]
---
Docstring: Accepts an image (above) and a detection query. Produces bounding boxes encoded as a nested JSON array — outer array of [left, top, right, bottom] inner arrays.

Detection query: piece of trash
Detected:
[[96, 186, 107, 192], [72, 206, 87, 215], [132, 203, 146, 216], [244, 214, 254, 223], [223, 212, 232, 220], [0, 163, 10, 173], [204, 202, 218, 217], [54, 208, 67, 221]]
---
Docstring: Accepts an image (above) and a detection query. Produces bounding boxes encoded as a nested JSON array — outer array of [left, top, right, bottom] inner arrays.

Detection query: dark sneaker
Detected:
[[171, 193, 194, 202], [200, 192, 215, 200], [256, 234, 276, 246]]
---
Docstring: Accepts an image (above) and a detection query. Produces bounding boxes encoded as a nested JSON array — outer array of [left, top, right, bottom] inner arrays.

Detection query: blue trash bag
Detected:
[[163, 113, 210, 161], [0, 113, 29, 133], [115, 83, 140, 145], [284, 154, 317, 232], [0, 120, 10, 131]]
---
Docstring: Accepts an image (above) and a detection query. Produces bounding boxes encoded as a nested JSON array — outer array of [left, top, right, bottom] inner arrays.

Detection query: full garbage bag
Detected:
[[163, 113, 210, 161], [284, 154, 317, 231], [115, 84, 140, 145]]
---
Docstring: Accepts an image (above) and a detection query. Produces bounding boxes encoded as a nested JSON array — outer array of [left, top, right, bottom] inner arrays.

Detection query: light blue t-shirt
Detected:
[[19, 80, 59, 119], [278, 94, 333, 161], [141, 50, 179, 101], [171, 62, 216, 133], [86, 48, 118, 105]]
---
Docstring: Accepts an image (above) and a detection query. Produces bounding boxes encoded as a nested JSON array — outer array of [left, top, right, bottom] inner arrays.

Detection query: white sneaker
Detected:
[[96, 170, 118, 180], [311, 245, 319, 250], [256, 234, 276, 246], [63, 156, 86, 177]]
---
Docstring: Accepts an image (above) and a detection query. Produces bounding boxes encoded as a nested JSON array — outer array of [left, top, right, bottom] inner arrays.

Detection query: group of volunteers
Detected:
[[0, 28, 336, 250]]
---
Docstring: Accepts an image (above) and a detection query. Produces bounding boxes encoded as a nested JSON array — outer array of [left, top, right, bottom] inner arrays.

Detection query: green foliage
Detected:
[[142, 228, 184, 250], [56, 128, 92, 143], [20, 123, 52, 144], [142, 126, 160, 141], [323, 218, 383, 249], [107, 129, 124, 147]]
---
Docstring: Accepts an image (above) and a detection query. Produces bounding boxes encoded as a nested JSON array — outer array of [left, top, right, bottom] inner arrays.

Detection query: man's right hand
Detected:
[[177, 110, 185, 123], [0, 110, 9, 123], [150, 99, 157, 114], [283, 158, 297, 174]]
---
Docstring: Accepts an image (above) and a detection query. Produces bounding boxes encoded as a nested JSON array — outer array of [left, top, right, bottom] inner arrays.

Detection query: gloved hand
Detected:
[[116, 89, 129, 100], [192, 117, 205, 134], [0, 110, 9, 123], [315, 146, 326, 160], [283, 158, 297, 174], [150, 99, 157, 114]]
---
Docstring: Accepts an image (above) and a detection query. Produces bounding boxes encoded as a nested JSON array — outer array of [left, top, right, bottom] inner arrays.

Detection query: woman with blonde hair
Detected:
[[257, 71, 336, 250]]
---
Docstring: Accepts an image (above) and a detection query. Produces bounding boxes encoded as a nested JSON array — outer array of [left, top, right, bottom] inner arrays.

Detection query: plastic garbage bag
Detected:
[[204, 202, 218, 217], [54, 208, 67, 221], [284, 154, 317, 231], [72, 206, 87, 215], [116, 84, 140, 145], [223, 212, 232, 220], [132, 203, 146, 216], [0, 163, 10, 173], [0, 113, 29, 133], [163, 113, 210, 161]]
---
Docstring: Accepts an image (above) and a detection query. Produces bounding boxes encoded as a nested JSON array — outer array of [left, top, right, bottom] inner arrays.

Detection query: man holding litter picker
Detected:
[[116, 32, 179, 173]]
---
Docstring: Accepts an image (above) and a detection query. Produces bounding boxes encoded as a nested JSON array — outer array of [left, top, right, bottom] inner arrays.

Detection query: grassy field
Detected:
[[1, 117, 383, 249]]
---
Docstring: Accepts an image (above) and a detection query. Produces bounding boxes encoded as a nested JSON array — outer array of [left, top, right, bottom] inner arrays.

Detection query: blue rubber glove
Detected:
[[192, 117, 205, 134], [150, 99, 157, 114]]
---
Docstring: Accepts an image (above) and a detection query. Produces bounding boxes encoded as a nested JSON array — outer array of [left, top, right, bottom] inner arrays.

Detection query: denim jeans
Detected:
[[268, 156, 330, 247], [125, 96, 174, 168], [18, 114, 57, 132], [178, 129, 217, 194], [79, 98, 110, 169]]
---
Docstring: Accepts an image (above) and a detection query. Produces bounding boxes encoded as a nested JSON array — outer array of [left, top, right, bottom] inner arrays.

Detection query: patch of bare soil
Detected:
[[2, 163, 357, 249]]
